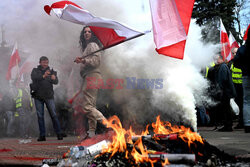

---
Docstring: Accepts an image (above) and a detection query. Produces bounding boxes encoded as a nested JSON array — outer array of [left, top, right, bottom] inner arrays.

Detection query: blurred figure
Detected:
[[230, 47, 244, 129], [1, 90, 16, 137], [231, 31, 250, 133], [15, 82, 33, 138], [208, 54, 236, 131], [54, 80, 73, 137]]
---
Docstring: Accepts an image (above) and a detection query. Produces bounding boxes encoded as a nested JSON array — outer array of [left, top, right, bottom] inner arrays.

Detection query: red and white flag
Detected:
[[229, 32, 239, 49], [6, 42, 21, 80], [149, 0, 194, 59], [220, 19, 231, 61], [44, 1, 145, 50]]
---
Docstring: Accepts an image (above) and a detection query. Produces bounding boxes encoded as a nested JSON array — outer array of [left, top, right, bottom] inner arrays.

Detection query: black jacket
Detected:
[[31, 65, 58, 100], [207, 63, 236, 100], [232, 45, 250, 76]]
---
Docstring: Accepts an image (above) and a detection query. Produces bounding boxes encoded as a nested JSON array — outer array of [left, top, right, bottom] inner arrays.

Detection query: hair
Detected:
[[39, 56, 49, 63], [79, 26, 103, 52]]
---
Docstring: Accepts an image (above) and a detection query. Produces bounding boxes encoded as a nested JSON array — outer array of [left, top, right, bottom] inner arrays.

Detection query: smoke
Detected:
[[0, 0, 219, 134]]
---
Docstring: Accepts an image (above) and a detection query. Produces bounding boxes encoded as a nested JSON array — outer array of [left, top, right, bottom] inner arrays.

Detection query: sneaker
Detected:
[[217, 126, 233, 132], [37, 136, 46, 141], [57, 134, 63, 140]]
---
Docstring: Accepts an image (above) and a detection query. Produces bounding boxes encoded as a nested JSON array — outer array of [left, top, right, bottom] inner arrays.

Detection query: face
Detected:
[[40, 60, 49, 69], [83, 27, 92, 41], [217, 57, 224, 64], [231, 48, 238, 57]]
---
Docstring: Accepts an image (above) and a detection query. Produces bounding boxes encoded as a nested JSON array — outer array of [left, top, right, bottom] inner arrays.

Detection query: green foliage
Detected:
[[192, 0, 242, 44]]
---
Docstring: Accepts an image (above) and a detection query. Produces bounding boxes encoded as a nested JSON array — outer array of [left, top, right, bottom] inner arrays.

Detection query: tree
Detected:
[[192, 0, 242, 44]]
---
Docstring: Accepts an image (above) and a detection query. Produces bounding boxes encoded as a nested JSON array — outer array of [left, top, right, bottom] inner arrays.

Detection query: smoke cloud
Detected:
[[0, 0, 219, 134]]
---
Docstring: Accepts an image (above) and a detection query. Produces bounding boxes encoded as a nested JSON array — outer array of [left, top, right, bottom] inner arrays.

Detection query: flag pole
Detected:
[[78, 30, 150, 60]]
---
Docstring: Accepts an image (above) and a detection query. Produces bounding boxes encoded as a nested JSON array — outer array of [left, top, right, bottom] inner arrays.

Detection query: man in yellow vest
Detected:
[[231, 47, 244, 129], [15, 82, 33, 138]]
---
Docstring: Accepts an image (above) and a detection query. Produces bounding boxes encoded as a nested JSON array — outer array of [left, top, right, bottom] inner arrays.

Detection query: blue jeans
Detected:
[[34, 98, 62, 137]]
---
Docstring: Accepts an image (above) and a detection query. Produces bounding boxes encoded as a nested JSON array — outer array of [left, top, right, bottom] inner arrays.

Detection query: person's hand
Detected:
[[51, 74, 56, 80], [43, 70, 51, 78], [74, 57, 86, 64], [74, 57, 82, 64]]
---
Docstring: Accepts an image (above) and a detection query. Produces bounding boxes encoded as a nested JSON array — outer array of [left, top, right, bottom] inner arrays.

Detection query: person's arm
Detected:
[[83, 42, 101, 68]]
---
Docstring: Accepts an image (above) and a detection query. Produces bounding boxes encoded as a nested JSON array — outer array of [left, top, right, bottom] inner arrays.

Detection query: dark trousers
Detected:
[[234, 83, 244, 126], [219, 97, 232, 128], [34, 98, 62, 137]]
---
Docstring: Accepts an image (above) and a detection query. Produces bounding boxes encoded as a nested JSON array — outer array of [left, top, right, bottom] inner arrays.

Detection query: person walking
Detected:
[[31, 56, 63, 141]]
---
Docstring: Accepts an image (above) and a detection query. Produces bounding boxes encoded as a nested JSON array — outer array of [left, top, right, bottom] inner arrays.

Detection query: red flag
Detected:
[[243, 24, 250, 41], [220, 19, 231, 61], [6, 42, 21, 80], [149, 0, 194, 59], [44, 1, 145, 50]]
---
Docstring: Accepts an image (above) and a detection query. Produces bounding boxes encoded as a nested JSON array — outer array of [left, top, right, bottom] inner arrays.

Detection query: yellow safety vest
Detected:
[[205, 62, 215, 78], [231, 64, 243, 84], [15, 88, 33, 109]]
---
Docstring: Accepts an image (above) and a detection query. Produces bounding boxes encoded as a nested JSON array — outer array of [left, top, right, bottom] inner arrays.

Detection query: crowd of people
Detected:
[[197, 31, 250, 133], [0, 26, 249, 141]]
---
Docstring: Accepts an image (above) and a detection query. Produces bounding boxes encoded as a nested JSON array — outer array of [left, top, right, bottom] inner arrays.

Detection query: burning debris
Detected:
[[43, 115, 249, 167]]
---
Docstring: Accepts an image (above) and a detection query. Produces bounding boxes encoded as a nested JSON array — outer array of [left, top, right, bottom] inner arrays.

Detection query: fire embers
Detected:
[[90, 115, 235, 167]]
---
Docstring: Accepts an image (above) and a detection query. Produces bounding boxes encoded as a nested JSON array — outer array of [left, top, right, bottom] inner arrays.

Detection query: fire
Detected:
[[152, 116, 204, 147], [101, 115, 203, 166]]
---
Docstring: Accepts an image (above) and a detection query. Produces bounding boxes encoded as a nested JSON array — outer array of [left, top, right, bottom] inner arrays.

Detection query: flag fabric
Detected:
[[229, 32, 239, 49], [6, 42, 21, 80], [149, 0, 195, 59], [243, 24, 250, 41], [44, 1, 145, 50], [227, 32, 239, 61], [220, 19, 231, 61]]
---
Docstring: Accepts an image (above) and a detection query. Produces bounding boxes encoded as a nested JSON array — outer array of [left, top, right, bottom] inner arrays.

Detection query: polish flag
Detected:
[[243, 24, 250, 41], [6, 42, 21, 80], [149, 0, 195, 59], [44, 1, 145, 51], [220, 19, 231, 61]]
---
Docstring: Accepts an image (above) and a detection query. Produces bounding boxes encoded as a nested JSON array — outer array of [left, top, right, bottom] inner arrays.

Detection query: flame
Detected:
[[101, 115, 203, 165], [152, 116, 204, 147]]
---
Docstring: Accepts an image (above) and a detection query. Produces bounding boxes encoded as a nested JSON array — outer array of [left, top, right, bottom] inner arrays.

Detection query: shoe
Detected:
[[234, 124, 244, 129], [62, 133, 67, 137], [218, 126, 233, 132], [37, 136, 46, 141], [57, 134, 63, 140]]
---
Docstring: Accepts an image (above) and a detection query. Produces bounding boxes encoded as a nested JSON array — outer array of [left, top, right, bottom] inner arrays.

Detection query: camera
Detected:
[[50, 68, 57, 76]]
